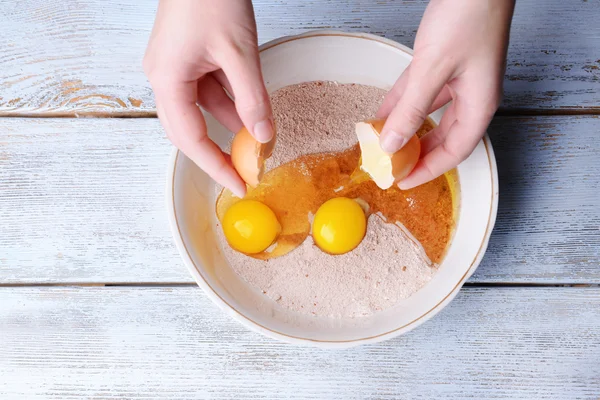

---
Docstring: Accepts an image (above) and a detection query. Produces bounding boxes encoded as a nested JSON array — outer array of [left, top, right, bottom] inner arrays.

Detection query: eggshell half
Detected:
[[230, 126, 276, 187], [356, 118, 421, 189]]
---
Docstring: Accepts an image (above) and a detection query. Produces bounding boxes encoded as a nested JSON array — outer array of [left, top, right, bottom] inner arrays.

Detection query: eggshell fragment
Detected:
[[230, 126, 276, 187], [356, 118, 420, 190]]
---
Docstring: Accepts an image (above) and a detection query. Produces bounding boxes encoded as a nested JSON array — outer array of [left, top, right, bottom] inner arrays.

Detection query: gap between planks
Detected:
[[0, 107, 599, 119], [0, 282, 598, 288]]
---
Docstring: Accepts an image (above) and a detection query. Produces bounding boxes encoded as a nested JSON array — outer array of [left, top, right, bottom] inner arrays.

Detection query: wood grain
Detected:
[[1, 116, 598, 284], [0, 286, 599, 399], [0, 0, 598, 115], [0, 119, 183, 283], [473, 115, 600, 283]]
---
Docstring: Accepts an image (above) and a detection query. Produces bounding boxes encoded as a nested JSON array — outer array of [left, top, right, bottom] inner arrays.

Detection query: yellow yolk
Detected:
[[222, 200, 281, 254], [312, 197, 367, 255]]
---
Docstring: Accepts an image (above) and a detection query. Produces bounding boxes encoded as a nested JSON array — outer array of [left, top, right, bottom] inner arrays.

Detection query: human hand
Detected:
[[378, 0, 515, 189], [144, 0, 274, 197]]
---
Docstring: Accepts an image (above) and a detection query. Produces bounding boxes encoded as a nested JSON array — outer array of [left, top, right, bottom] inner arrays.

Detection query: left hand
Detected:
[[143, 0, 272, 198], [378, 0, 515, 189]]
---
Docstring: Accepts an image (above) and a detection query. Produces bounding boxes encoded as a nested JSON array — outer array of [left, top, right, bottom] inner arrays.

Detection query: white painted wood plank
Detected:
[[472, 116, 600, 283], [1, 116, 599, 284], [0, 0, 598, 115], [0, 119, 185, 283], [0, 287, 599, 399]]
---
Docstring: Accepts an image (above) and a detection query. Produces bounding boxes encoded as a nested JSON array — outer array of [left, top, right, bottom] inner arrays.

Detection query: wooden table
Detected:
[[1, 1, 599, 398]]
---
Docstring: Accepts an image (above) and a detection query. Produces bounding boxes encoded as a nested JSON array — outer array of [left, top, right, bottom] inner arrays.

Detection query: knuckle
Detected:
[[482, 80, 504, 111], [237, 92, 269, 111], [470, 90, 502, 122], [212, 36, 257, 62], [482, 86, 503, 114], [442, 140, 469, 164], [412, 51, 452, 76], [411, 51, 434, 67], [400, 102, 428, 129], [224, 40, 246, 60], [427, 127, 444, 145], [236, 94, 272, 120], [142, 52, 158, 80], [420, 157, 438, 180]]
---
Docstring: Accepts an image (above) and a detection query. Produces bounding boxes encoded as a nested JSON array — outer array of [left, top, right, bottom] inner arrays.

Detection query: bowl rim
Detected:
[[165, 30, 500, 348]]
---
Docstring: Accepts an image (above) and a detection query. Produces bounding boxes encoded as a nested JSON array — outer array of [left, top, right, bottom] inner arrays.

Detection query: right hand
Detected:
[[144, 0, 274, 197], [377, 0, 513, 190]]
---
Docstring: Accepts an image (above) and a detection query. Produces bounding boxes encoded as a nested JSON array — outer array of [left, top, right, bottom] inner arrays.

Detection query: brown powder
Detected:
[[216, 81, 438, 319], [218, 215, 434, 318], [267, 82, 385, 169]]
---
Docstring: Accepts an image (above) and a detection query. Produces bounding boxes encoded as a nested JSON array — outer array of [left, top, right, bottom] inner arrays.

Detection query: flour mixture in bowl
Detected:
[[216, 81, 458, 319]]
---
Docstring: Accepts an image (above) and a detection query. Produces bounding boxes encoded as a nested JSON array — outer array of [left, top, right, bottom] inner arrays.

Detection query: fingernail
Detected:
[[397, 181, 410, 191], [253, 119, 274, 143], [380, 131, 406, 153], [398, 179, 417, 191]]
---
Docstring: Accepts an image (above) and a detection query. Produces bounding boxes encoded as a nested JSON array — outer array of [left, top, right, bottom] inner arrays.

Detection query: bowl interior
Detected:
[[169, 32, 496, 345]]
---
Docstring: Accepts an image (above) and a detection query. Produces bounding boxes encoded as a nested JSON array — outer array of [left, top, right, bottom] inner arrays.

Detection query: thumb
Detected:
[[218, 45, 274, 143], [380, 62, 452, 153]]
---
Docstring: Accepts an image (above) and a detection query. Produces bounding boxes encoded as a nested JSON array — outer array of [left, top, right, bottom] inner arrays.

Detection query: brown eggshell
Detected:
[[365, 118, 421, 182], [230, 126, 276, 187]]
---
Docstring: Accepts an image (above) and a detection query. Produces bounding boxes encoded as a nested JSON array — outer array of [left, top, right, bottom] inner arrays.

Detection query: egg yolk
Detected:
[[312, 197, 367, 255], [222, 200, 281, 254]]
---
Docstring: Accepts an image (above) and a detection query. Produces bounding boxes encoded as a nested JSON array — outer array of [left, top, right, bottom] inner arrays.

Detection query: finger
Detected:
[[378, 64, 453, 118], [379, 72, 452, 118], [155, 97, 171, 134], [216, 45, 274, 144], [379, 61, 453, 153], [156, 80, 247, 197], [398, 104, 489, 190], [419, 101, 457, 156], [377, 65, 410, 118], [197, 75, 243, 133], [429, 84, 452, 113], [212, 69, 235, 98]]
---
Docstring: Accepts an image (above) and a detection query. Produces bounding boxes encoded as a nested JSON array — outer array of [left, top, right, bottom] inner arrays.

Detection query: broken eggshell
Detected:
[[356, 118, 421, 189], [230, 125, 276, 187]]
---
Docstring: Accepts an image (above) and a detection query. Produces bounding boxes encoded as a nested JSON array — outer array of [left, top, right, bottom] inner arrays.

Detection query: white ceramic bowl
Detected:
[[166, 31, 499, 348]]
